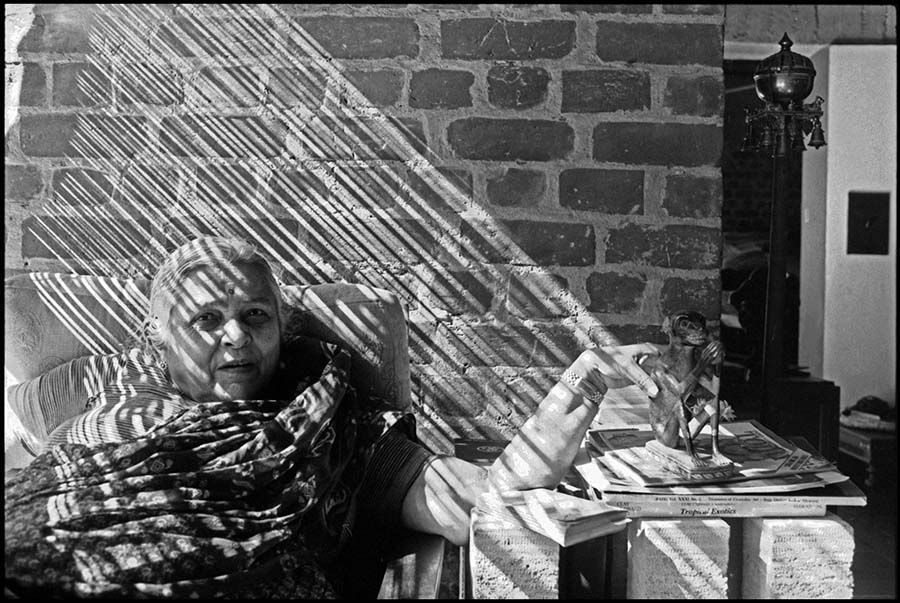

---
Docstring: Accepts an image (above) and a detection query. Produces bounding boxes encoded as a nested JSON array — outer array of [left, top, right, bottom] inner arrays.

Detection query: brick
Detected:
[[117, 63, 184, 105], [507, 271, 570, 319], [289, 116, 426, 160], [486, 168, 545, 208], [663, 4, 724, 15], [664, 75, 723, 117], [469, 509, 559, 598], [410, 366, 486, 417], [487, 65, 550, 109], [530, 322, 584, 366], [597, 323, 669, 346], [660, 276, 721, 319], [606, 223, 720, 269], [378, 217, 443, 264], [292, 17, 419, 58], [444, 323, 536, 368], [663, 174, 722, 218], [159, 115, 285, 158], [404, 167, 472, 214], [562, 69, 650, 113], [441, 18, 575, 60], [407, 321, 436, 365], [448, 118, 574, 161], [20, 114, 148, 159], [724, 6, 818, 44], [161, 215, 301, 261], [52, 62, 110, 107], [155, 17, 279, 58], [224, 218, 303, 266], [19, 63, 47, 107], [22, 216, 153, 259], [267, 169, 332, 209], [742, 514, 854, 599], [190, 66, 259, 107], [51, 168, 113, 205], [560, 4, 652, 13], [409, 68, 474, 109], [586, 271, 647, 313], [342, 69, 403, 107], [331, 164, 407, 211], [815, 5, 882, 41], [6, 165, 44, 200], [593, 122, 722, 167], [353, 268, 420, 312], [461, 219, 595, 266], [18, 7, 95, 54], [595, 22, 722, 66], [268, 67, 327, 108], [423, 270, 493, 315], [301, 212, 440, 266], [416, 4, 473, 9], [121, 166, 181, 209], [627, 518, 731, 598], [559, 168, 644, 214]]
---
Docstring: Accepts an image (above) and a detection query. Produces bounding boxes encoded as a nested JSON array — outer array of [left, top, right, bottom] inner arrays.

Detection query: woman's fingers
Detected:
[[601, 342, 662, 358], [589, 346, 659, 397]]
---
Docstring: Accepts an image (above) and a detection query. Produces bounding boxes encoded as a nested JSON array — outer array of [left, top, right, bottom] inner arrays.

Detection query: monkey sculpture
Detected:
[[641, 310, 731, 472]]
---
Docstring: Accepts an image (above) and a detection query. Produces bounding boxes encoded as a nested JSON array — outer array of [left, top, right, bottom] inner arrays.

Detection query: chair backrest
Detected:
[[4, 272, 411, 410]]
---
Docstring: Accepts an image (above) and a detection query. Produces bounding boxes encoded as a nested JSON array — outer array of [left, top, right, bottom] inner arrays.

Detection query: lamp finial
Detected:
[[779, 33, 793, 51]]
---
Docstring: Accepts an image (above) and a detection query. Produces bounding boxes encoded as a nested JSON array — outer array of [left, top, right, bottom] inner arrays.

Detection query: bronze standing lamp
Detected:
[[740, 33, 826, 431]]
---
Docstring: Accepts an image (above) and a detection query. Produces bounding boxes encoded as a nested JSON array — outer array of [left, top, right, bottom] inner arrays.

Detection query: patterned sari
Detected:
[[5, 342, 404, 598]]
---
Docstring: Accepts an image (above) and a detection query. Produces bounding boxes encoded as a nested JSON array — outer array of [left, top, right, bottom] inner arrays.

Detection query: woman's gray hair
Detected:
[[137, 236, 286, 364]]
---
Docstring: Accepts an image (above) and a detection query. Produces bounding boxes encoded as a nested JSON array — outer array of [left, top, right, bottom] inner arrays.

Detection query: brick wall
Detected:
[[725, 4, 896, 45], [5, 4, 725, 450]]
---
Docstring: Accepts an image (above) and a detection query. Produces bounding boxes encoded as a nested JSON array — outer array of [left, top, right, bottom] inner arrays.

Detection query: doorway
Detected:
[[720, 59, 803, 393]]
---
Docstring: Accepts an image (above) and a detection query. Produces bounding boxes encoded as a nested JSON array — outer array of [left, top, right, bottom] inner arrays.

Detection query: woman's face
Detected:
[[160, 261, 281, 402]]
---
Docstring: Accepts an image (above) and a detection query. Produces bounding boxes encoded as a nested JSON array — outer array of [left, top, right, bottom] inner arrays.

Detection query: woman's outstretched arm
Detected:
[[400, 343, 660, 545]]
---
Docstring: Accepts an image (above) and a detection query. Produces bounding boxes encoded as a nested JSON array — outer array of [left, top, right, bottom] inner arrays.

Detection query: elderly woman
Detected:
[[5, 236, 659, 598]]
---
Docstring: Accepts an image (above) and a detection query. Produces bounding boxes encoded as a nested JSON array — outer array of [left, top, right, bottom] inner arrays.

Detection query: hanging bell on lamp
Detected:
[[740, 117, 757, 152], [758, 124, 774, 150], [808, 117, 827, 148]]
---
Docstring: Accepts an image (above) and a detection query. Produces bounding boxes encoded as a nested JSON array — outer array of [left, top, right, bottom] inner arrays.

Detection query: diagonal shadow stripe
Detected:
[[19, 3, 663, 449]]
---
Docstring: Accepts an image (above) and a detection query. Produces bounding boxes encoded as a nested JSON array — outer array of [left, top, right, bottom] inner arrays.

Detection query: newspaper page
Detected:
[[585, 420, 836, 488]]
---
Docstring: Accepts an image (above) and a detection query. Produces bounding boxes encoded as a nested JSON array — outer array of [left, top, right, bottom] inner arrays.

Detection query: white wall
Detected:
[[4, 4, 35, 137], [800, 45, 897, 409]]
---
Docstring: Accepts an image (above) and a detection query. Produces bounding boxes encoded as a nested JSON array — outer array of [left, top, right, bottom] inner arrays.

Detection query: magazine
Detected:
[[475, 488, 629, 547], [594, 478, 866, 518], [586, 420, 836, 488]]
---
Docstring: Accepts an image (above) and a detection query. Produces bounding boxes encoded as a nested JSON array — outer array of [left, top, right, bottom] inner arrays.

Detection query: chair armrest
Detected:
[[378, 531, 446, 599]]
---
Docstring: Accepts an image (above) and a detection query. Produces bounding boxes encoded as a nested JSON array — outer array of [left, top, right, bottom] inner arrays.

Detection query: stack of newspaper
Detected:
[[576, 419, 866, 517]]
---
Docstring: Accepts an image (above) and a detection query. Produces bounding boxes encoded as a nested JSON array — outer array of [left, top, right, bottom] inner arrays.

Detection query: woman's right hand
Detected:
[[574, 343, 662, 398]]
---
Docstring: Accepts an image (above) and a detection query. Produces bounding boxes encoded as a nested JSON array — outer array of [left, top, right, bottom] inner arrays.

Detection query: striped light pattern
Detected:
[[22, 3, 649, 451]]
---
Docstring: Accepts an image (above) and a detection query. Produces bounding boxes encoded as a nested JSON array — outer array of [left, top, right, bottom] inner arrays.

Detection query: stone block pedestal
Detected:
[[468, 507, 560, 599], [626, 517, 732, 598], [742, 512, 855, 598]]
